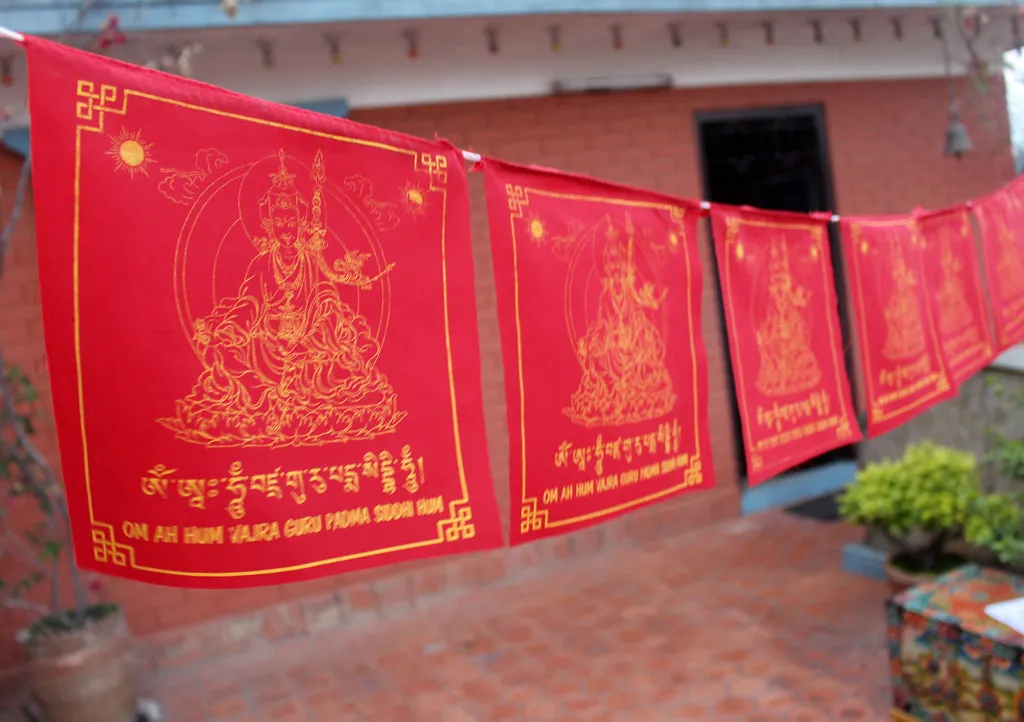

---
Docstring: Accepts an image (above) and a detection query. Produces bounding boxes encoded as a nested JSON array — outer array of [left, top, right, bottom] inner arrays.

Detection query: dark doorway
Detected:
[[695, 105, 858, 489]]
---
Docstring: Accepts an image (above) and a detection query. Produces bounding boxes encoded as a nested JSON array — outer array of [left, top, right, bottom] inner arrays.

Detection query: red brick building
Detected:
[[0, 5, 1016, 674]]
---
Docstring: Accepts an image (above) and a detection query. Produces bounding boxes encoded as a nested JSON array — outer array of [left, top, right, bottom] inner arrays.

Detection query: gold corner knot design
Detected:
[[519, 497, 548, 535], [438, 501, 475, 542], [751, 455, 764, 471], [90, 523, 133, 567], [506, 184, 528, 218], [75, 80, 128, 132], [684, 455, 703, 487], [836, 417, 852, 439], [870, 405, 883, 423], [417, 152, 448, 188]]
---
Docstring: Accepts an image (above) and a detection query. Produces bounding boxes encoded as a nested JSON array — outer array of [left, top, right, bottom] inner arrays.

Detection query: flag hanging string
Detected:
[[0, 22, 858, 225]]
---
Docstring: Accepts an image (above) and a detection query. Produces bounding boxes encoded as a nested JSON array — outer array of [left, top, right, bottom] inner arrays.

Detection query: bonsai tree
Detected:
[[839, 441, 980, 575]]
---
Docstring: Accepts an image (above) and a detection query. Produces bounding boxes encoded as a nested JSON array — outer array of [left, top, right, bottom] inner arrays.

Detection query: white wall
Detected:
[[0, 8, 1016, 122]]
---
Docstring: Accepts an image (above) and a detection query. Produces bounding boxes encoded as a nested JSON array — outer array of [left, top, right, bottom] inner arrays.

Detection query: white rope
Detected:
[[0, 26, 24, 43]]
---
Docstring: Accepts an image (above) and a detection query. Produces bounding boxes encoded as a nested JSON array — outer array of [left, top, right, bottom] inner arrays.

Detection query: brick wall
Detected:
[[0, 75, 1011, 672]]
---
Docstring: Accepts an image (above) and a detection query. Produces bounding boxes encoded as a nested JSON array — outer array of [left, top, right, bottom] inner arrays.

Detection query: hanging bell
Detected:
[[944, 114, 973, 158]]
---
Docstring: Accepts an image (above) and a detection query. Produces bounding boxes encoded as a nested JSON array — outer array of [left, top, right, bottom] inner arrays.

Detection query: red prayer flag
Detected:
[[709, 206, 861, 485], [840, 216, 955, 437], [482, 158, 716, 545], [972, 186, 1024, 351], [25, 37, 502, 587], [915, 205, 996, 383]]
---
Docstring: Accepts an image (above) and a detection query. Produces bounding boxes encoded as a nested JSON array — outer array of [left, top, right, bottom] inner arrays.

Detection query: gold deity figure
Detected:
[[994, 209, 1024, 303], [564, 215, 676, 427], [935, 229, 973, 335], [754, 238, 821, 397], [882, 235, 926, 361], [160, 149, 405, 447]]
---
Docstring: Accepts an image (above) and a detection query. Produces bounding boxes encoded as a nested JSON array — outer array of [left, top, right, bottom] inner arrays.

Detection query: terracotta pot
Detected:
[[19, 606, 137, 722], [883, 553, 969, 597], [884, 556, 937, 597]]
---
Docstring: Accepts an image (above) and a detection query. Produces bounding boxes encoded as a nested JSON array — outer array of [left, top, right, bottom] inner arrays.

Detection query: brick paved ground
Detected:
[[147, 511, 890, 721]]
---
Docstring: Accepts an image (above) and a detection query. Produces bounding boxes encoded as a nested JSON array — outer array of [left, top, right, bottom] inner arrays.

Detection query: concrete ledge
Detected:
[[842, 541, 888, 581], [1, 128, 29, 158], [740, 459, 856, 516], [989, 346, 1024, 375]]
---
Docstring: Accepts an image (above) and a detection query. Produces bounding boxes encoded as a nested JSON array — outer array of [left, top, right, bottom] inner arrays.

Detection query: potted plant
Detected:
[[967, 377, 1024, 570], [985, 375, 1024, 490], [964, 491, 1024, 570], [839, 441, 980, 594], [1, 359, 138, 722]]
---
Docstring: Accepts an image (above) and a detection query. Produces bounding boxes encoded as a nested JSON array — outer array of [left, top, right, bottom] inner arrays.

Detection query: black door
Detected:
[[695, 105, 858, 484]]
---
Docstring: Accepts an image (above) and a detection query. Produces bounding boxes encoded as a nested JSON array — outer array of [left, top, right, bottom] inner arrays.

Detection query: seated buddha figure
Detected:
[[754, 238, 821, 397], [882, 238, 926, 361], [564, 215, 676, 427], [995, 211, 1024, 303], [935, 232, 973, 335], [160, 149, 405, 447]]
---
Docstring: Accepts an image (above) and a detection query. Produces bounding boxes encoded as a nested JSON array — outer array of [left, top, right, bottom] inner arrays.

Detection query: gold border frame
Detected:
[[847, 218, 951, 426], [720, 216, 856, 475], [73, 80, 476, 579], [504, 185, 704, 536], [916, 209, 994, 377], [973, 199, 1024, 349]]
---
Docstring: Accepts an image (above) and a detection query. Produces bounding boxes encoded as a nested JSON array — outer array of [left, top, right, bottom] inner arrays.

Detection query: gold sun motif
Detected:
[[860, 240, 869, 255], [106, 128, 154, 178], [669, 231, 679, 249], [528, 216, 545, 242], [402, 183, 427, 215], [735, 243, 745, 261]]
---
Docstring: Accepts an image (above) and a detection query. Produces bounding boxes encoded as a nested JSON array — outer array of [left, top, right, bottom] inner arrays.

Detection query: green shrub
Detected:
[[971, 376, 1024, 567], [965, 492, 1024, 567], [839, 441, 980, 572], [986, 376, 1024, 485]]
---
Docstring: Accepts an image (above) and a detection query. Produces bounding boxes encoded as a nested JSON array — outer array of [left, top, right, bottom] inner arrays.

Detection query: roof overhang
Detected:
[[0, 0, 1008, 36]]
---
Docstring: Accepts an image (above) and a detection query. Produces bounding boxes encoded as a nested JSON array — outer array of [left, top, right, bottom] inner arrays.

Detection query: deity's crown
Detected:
[[767, 238, 790, 283], [259, 149, 308, 221], [888, 232, 906, 260], [602, 214, 635, 265], [603, 215, 620, 243]]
